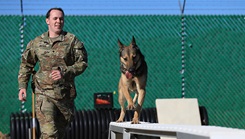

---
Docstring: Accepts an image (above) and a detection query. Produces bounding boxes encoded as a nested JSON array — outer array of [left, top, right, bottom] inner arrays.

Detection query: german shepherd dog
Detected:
[[116, 36, 147, 124]]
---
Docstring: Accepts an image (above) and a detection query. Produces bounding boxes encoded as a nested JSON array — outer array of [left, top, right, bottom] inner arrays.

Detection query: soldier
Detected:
[[18, 7, 88, 139]]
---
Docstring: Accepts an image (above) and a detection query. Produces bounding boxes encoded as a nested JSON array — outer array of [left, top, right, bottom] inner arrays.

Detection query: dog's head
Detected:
[[118, 36, 144, 79]]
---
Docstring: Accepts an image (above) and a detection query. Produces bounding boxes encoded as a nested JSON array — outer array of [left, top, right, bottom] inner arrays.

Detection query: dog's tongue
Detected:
[[125, 71, 133, 79]]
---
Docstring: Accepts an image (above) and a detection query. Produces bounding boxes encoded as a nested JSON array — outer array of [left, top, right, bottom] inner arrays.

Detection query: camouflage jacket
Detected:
[[18, 31, 88, 98]]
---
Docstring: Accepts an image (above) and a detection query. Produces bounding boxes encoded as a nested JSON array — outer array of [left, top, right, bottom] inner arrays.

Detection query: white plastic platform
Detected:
[[108, 122, 245, 139]]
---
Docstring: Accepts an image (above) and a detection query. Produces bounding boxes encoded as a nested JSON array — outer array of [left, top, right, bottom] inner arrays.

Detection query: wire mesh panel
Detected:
[[0, 15, 244, 134]]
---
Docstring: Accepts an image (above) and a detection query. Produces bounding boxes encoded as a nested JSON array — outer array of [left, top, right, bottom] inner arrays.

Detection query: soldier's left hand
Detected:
[[51, 70, 62, 81]]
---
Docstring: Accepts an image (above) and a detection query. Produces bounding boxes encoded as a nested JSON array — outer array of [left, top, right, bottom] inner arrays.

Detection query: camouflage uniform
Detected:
[[18, 31, 88, 139]]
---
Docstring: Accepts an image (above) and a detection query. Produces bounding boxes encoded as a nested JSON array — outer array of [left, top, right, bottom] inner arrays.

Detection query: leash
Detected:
[[20, 95, 27, 113]]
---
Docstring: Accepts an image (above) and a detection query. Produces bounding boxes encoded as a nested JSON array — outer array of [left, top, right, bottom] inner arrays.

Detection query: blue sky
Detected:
[[0, 0, 245, 15]]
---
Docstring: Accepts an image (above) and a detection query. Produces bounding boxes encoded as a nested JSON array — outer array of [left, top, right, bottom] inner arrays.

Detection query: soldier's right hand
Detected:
[[19, 88, 27, 101]]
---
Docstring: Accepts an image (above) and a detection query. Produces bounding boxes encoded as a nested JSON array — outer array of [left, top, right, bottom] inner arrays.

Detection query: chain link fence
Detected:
[[0, 15, 244, 134]]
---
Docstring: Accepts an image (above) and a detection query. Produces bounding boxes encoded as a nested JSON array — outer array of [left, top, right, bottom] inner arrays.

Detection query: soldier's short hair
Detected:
[[46, 7, 65, 19]]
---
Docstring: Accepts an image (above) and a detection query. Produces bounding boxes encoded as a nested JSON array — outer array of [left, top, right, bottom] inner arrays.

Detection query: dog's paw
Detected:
[[131, 118, 140, 124], [116, 118, 124, 123]]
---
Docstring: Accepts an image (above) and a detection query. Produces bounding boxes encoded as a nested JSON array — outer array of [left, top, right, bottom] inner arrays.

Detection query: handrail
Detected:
[[108, 122, 245, 139]]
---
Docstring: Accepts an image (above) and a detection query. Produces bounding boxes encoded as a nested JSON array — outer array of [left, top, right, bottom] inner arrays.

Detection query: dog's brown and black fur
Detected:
[[116, 36, 147, 124]]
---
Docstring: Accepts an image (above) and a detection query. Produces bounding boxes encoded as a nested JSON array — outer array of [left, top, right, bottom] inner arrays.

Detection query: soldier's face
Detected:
[[46, 10, 64, 36]]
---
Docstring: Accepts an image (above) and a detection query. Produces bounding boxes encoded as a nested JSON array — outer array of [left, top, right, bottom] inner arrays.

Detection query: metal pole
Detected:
[[178, 0, 187, 98], [20, 0, 25, 54]]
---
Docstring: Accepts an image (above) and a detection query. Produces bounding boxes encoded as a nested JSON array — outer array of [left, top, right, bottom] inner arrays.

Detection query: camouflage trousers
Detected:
[[35, 92, 75, 139]]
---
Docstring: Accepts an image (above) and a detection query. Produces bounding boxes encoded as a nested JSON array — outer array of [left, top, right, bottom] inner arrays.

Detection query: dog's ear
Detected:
[[118, 39, 124, 51], [131, 36, 136, 46]]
